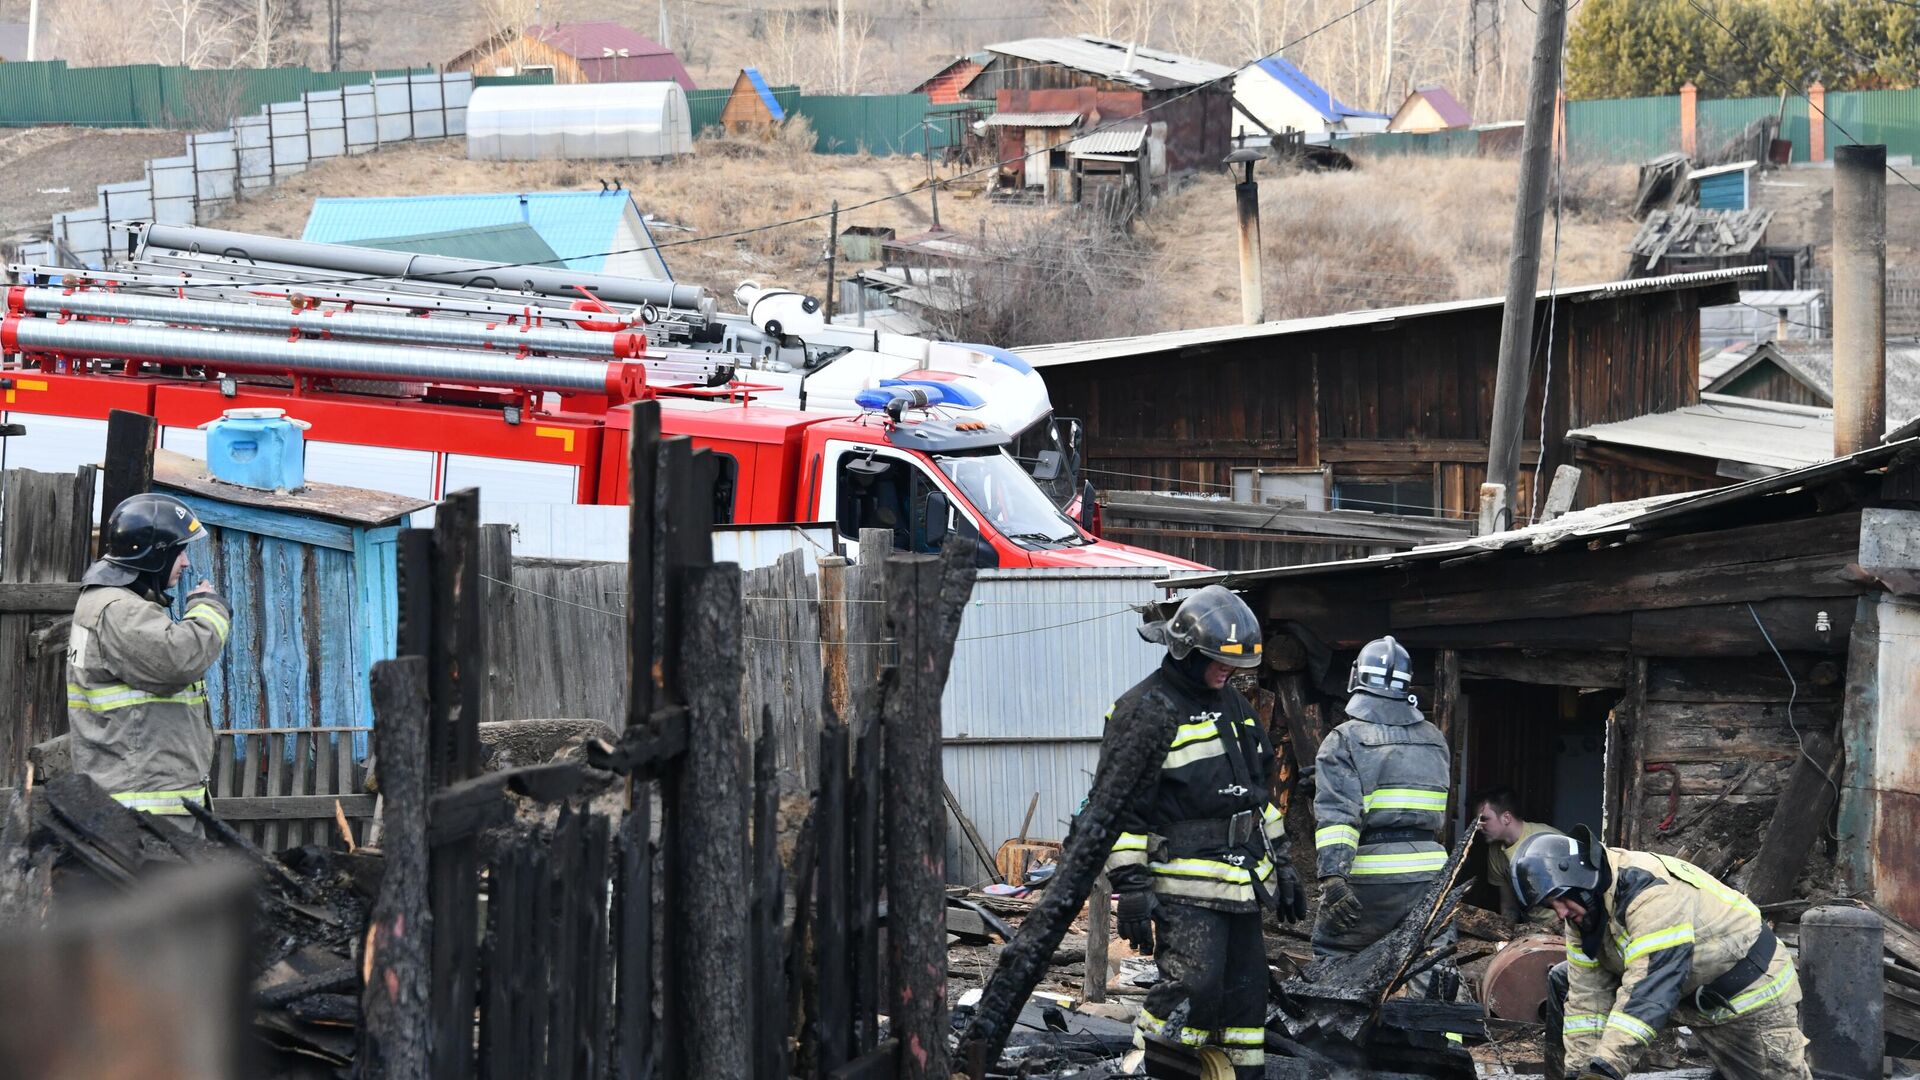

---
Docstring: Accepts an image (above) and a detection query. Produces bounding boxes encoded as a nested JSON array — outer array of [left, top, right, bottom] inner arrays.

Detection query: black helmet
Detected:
[[1347, 635, 1412, 699], [102, 493, 208, 574], [1510, 828, 1602, 910], [1140, 585, 1262, 668]]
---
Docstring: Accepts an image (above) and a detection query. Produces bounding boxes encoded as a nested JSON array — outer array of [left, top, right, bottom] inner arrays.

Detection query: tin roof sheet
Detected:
[[303, 191, 648, 274], [1067, 126, 1147, 154], [1407, 85, 1472, 128], [1566, 393, 1836, 472], [1252, 56, 1388, 122], [983, 35, 1233, 90], [983, 111, 1082, 127]]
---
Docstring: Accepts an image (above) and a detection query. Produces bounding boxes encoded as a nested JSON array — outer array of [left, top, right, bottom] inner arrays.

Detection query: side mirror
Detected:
[[925, 491, 950, 545], [1032, 449, 1063, 482]]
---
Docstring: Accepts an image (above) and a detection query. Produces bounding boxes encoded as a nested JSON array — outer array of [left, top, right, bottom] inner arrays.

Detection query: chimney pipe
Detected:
[[1227, 144, 1265, 325], [1833, 143, 1886, 457]]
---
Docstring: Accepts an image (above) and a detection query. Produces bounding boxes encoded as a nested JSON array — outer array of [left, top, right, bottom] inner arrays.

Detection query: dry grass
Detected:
[[1144, 155, 1640, 325]]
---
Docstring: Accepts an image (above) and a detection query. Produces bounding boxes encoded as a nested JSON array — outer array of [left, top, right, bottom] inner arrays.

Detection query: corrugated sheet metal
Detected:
[[985, 111, 1081, 127], [526, 21, 671, 60], [1565, 94, 1682, 163], [939, 568, 1170, 884], [984, 35, 1233, 90], [688, 83, 798, 135], [1566, 393, 1834, 471], [1067, 127, 1146, 154], [1823, 89, 1920, 161], [303, 191, 657, 275], [1695, 169, 1749, 210], [0, 60, 429, 128]]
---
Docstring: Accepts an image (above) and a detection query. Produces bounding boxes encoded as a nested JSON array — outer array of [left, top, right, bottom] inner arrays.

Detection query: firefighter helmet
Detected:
[[1347, 635, 1413, 699], [1510, 828, 1603, 910], [1144, 585, 1263, 669], [101, 493, 209, 574]]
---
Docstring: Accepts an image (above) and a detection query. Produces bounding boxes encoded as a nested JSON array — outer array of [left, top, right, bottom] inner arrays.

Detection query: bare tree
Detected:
[[148, 0, 248, 68], [476, 0, 565, 75]]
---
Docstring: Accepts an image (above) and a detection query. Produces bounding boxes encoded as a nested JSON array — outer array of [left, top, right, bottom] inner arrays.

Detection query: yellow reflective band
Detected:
[[1653, 853, 1761, 919], [1724, 962, 1797, 1017], [1606, 1012, 1657, 1044], [67, 682, 209, 712], [1112, 833, 1148, 852], [1350, 850, 1449, 875], [1170, 721, 1222, 748], [1445, 1032, 1464, 1044], [112, 787, 208, 815], [185, 603, 230, 641], [1163, 739, 1228, 771], [1621, 924, 1695, 964], [1563, 1013, 1606, 1035], [1316, 825, 1361, 850], [1218, 641, 1248, 654], [1362, 787, 1448, 812], [1221, 1027, 1264, 1046], [1566, 944, 1601, 969], [1152, 857, 1274, 883], [1262, 803, 1282, 823]]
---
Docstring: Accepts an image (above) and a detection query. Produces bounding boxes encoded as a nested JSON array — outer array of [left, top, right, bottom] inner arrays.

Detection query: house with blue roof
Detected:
[[302, 190, 671, 281], [720, 67, 786, 134], [1232, 57, 1390, 140]]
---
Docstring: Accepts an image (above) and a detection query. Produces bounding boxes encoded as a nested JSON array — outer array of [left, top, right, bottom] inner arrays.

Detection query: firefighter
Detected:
[[1103, 585, 1308, 1079], [67, 493, 231, 832], [1472, 786, 1565, 927], [1512, 829, 1811, 1080], [1310, 635, 1452, 983]]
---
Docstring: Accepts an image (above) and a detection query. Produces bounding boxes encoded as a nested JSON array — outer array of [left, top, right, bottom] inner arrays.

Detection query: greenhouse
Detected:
[[466, 81, 694, 161]]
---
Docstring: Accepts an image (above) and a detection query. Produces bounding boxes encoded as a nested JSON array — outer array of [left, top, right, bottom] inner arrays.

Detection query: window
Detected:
[[703, 451, 738, 524], [1331, 478, 1435, 517], [1230, 467, 1328, 510], [835, 451, 945, 552], [933, 451, 1082, 547]]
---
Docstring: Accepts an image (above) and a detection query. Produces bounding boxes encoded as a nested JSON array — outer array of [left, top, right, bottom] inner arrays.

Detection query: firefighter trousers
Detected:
[[1311, 876, 1455, 998], [1543, 962, 1812, 1080], [1135, 901, 1267, 1078]]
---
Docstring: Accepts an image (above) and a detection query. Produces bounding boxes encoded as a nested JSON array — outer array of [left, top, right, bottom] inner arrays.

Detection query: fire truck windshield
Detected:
[[933, 451, 1084, 547]]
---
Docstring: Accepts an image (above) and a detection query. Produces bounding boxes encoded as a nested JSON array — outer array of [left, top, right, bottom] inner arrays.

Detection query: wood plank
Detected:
[[358, 657, 432, 1079], [154, 447, 428, 526], [1086, 437, 1297, 460], [1318, 437, 1541, 463], [848, 530, 889, 1055], [1641, 700, 1840, 760], [1083, 874, 1110, 1004], [750, 707, 788, 1080], [428, 489, 485, 1080], [1458, 649, 1627, 688], [1746, 732, 1841, 905], [212, 794, 376, 820], [1646, 654, 1846, 703], [99, 408, 157, 531], [816, 720, 851, 1073], [0, 582, 82, 613], [1631, 597, 1858, 657], [612, 784, 652, 1080], [1102, 491, 1467, 544]]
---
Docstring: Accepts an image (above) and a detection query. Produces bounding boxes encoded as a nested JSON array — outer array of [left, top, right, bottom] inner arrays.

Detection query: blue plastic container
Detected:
[[205, 408, 308, 491]]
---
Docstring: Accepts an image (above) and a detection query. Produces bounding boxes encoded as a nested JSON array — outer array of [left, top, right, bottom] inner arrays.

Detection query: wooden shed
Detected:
[[1177, 436, 1920, 928], [719, 67, 786, 135], [156, 449, 429, 850]]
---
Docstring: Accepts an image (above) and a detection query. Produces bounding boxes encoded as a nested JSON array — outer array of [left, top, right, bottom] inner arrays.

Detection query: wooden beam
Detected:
[[1102, 491, 1467, 545], [1086, 437, 1297, 460], [359, 657, 432, 1079], [1458, 649, 1627, 688], [211, 794, 376, 820], [1319, 438, 1540, 463], [1745, 732, 1842, 905], [99, 408, 156, 535], [1631, 597, 1857, 656], [0, 582, 81, 613]]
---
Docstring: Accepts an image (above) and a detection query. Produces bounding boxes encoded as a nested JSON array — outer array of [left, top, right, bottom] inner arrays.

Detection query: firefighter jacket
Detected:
[[1312, 693, 1449, 884], [66, 582, 232, 815], [1100, 657, 1288, 913], [1561, 847, 1801, 1078]]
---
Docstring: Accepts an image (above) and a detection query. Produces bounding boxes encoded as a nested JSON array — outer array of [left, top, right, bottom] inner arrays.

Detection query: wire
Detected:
[[148, 0, 1388, 294], [1745, 601, 1845, 836]]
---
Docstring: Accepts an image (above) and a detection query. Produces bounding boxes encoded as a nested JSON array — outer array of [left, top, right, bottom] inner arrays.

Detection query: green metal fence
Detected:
[[1565, 94, 1683, 162], [1339, 128, 1487, 157], [1694, 94, 1809, 162], [1822, 89, 1920, 161], [0, 61, 430, 128]]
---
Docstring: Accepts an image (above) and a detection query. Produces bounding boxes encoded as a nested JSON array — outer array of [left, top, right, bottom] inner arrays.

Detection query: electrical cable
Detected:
[[1745, 601, 1846, 838]]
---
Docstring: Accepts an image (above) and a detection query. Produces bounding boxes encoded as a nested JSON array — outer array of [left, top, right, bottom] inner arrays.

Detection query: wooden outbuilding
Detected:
[[718, 68, 786, 135]]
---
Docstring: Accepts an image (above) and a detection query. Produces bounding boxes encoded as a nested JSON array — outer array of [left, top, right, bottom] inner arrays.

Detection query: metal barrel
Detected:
[[3, 315, 639, 399], [137, 223, 711, 312], [1801, 904, 1884, 1079]]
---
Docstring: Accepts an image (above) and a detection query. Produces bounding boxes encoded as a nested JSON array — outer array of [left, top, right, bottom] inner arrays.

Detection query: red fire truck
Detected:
[[0, 286, 1196, 570]]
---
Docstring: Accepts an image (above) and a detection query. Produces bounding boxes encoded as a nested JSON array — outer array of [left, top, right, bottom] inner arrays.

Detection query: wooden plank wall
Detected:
[[740, 549, 826, 790], [0, 466, 97, 785], [477, 535, 629, 727]]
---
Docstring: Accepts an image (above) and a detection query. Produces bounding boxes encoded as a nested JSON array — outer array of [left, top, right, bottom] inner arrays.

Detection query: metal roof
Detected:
[[1014, 266, 1764, 369], [1768, 342, 1920, 428], [983, 35, 1234, 90], [983, 111, 1082, 127], [527, 21, 673, 59], [1403, 85, 1471, 128], [1251, 56, 1388, 122], [1688, 160, 1757, 180], [351, 223, 563, 266], [303, 191, 658, 276], [1565, 393, 1836, 472], [1066, 126, 1147, 154], [742, 67, 786, 121], [1163, 435, 1920, 589]]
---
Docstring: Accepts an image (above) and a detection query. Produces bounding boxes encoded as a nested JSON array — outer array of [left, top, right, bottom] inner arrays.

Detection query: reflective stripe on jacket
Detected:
[[1311, 692, 1450, 882], [1100, 657, 1287, 913], [1560, 846, 1801, 1078], [66, 581, 230, 814]]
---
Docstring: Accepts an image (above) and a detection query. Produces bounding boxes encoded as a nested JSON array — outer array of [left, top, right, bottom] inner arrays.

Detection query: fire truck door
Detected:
[[818, 441, 977, 554]]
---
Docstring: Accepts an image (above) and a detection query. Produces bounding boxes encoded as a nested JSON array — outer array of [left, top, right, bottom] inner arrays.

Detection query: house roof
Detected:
[[302, 191, 658, 275], [1013, 266, 1763, 370], [0, 22, 29, 62], [741, 67, 785, 120], [1164, 434, 1920, 590], [1698, 341, 1833, 403], [526, 21, 672, 60], [982, 35, 1234, 91], [1251, 56, 1388, 123], [1768, 342, 1920, 429], [1403, 85, 1471, 127], [1565, 393, 1837, 473], [1067, 126, 1147, 155], [914, 55, 987, 103], [1689, 160, 1757, 181], [350, 222, 563, 266], [983, 111, 1082, 127]]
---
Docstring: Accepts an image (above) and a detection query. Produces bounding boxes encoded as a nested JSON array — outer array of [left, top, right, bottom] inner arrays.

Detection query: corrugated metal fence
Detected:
[[687, 83, 800, 134], [0, 60, 431, 128], [939, 568, 1167, 885], [1566, 93, 1683, 162], [1820, 88, 1920, 161]]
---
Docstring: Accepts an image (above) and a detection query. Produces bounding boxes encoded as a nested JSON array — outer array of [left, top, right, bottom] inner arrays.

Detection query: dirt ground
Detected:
[[0, 127, 189, 240]]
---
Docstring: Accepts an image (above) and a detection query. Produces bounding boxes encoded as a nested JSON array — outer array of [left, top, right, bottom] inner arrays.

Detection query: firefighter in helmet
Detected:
[[1101, 585, 1308, 1078], [1310, 635, 1453, 985], [1514, 829, 1811, 1080], [67, 493, 232, 831]]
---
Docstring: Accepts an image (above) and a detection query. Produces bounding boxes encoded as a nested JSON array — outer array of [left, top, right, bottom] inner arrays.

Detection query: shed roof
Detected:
[[155, 450, 430, 526], [0, 22, 29, 62], [1066, 126, 1147, 154], [1565, 393, 1836, 473], [741, 67, 786, 120], [983, 111, 1082, 127], [1251, 57, 1389, 123], [1013, 266, 1763, 369], [982, 35, 1234, 91], [914, 55, 987, 103], [1698, 341, 1833, 403], [1689, 160, 1757, 181], [1403, 85, 1471, 127], [303, 191, 657, 275], [351, 222, 563, 265], [526, 21, 673, 60], [1767, 342, 1920, 427]]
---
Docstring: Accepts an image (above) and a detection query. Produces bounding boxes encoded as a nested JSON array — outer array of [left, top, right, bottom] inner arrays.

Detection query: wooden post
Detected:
[[819, 555, 852, 720], [880, 543, 976, 1080], [99, 408, 156, 535], [1618, 658, 1649, 848], [750, 706, 789, 1080], [615, 398, 662, 1080], [816, 716, 852, 1073], [847, 528, 890, 1054], [1083, 873, 1111, 1004], [673, 563, 749, 1078], [476, 524, 514, 726], [1540, 465, 1581, 522], [1747, 731, 1842, 905], [361, 657, 433, 1079]]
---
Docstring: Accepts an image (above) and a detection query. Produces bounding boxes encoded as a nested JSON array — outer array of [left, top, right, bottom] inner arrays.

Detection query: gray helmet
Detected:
[[1510, 828, 1602, 910], [1347, 635, 1412, 699], [1139, 585, 1262, 669]]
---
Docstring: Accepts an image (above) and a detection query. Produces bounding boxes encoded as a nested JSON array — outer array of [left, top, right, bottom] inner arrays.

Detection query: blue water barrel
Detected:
[[205, 407, 309, 491]]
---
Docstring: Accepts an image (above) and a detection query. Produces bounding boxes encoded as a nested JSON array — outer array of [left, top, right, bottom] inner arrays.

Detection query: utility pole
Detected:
[[825, 201, 839, 322], [25, 0, 38, 61], [1482, 0, 1566, 532], [922, 122, 942, 230], [1383, 0, 1396, 112], [659, 0, 671, 50], [836, 0, 848, 94], [1833, 144, 1887, 457]]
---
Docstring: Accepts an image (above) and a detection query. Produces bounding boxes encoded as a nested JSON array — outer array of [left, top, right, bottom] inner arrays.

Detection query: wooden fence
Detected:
[[0, 466, 97, 786]]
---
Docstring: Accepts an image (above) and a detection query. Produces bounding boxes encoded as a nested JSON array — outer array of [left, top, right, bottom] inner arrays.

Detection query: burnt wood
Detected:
[[1745, 732, 1842, 905], [100, 408, 157, 531], [750, 707, 788, 1080], [613, 787, 652, 1080], [0, 582, 82, 613], [815, 718, 852, 1074], [359, 657, 432, 1080]]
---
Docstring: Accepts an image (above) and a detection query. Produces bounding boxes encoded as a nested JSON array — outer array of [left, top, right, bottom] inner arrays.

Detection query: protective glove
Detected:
[[1317, 875, 1363, 933], [1273, 864, 1309, 924], [1116, 889, 1158, 954]]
